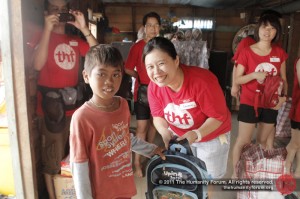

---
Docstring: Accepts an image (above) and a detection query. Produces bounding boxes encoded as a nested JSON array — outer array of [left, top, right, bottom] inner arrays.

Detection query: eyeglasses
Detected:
[[145, 24, 160, 29]]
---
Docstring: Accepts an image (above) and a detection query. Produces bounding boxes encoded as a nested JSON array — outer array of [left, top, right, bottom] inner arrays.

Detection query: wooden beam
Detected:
[[0, 0, 37, 198]]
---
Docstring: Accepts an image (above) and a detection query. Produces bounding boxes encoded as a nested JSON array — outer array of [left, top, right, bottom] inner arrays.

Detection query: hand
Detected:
[[44, 14, 59, 32], [231, 85, 240, 99], [68, 10, 87, 30], [177, 130, 198, 145], [254, 71, 268, 83], [271, 96, 286, 110], [152, 146, 166, 160]]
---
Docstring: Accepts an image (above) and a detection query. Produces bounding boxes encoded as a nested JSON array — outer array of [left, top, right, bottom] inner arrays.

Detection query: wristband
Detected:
[[192, 129, 202, 142], [84, 32, 92, 37]]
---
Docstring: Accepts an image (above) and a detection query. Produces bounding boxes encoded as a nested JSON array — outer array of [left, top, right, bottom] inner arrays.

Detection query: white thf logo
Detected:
[[164, 103, 194, 129], [54, 44, 76, 70]]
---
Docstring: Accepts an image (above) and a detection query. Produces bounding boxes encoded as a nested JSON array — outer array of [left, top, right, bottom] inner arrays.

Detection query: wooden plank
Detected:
[[0, 0, 37, 198]]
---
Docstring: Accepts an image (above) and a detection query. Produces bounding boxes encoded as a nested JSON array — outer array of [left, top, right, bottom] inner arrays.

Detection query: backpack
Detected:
[[145, 139, 209, 199], [254, 74, 283, 117]]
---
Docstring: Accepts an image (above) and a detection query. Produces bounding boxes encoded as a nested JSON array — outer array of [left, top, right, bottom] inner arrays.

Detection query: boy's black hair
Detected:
[[254, 14, 282, 43], [142, 12, 161, 26], [84, 44, 124, 74], [142, 37, 177, 63]]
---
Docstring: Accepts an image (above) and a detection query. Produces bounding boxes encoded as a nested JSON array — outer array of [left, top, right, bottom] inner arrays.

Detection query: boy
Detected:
[[70, 44, 165, 199]]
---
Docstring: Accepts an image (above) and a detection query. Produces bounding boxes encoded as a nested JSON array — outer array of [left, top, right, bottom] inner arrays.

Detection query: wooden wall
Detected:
[[102, 3, 248, 54]]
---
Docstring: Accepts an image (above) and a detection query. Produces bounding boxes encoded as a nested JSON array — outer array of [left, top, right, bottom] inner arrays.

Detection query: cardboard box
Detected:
[[61, 155, 72, 177], [53, 174, 77, 199]]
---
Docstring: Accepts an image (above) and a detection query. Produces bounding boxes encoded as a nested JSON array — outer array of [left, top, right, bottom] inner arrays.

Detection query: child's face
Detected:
[[83, 64, 122, 100]]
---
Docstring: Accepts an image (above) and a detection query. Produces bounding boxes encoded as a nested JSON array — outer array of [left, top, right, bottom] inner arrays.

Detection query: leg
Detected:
[[286, 128, 300, 176], [44, 174, 56, 199], [294, 149, 300, 178], [265, 126, 275, 149], [257, 108, 278, 149], [232, 122, 255, 178], [256, 123, 276, 149], [40, 117, 71, 198], [134, 119, 149, 177]]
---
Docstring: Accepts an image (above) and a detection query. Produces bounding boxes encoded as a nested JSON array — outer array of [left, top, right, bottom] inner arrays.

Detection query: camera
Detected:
[[59, 13, 75, 22]]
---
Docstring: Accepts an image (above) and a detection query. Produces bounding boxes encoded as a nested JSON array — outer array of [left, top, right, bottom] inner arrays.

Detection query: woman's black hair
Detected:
[[254, 14, 282, 43], [142, 12, 161, 26], [142, 37, 177, 63]]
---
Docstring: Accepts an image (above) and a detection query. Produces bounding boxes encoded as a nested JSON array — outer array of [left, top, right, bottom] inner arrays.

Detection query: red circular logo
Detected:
[[276, 174, 296, 195]]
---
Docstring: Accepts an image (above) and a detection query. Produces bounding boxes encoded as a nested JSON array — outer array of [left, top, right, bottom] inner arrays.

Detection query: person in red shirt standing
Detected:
[[125, 12, 161, 177], [286, 57, 300, 178], [31, 0, 98, 198], [232, 14, 288, 178]]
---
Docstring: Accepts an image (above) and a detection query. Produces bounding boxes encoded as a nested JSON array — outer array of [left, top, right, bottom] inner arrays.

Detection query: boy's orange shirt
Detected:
[[70, 97, 136, 199]]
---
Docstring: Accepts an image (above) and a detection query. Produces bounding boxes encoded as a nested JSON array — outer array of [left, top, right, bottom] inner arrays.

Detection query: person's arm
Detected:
[[280, 61, 288, 96], [235, 63, 267, 85], [177, 118, 222, 144], [152, 117, 174, 148], [231, 63, 240, 98], [130, 133, 165, 159], [68, 10, 98, 47], [32, 14, 58, 71], [71, 161, 93, 199]]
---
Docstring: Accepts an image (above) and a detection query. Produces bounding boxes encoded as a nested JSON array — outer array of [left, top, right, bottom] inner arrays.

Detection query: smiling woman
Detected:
[[143, 36, 231, 198]]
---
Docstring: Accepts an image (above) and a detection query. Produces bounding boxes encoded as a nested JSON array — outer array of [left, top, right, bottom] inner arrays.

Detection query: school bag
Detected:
[[145, 138, 209, 199], [254, 73, 283, 117]]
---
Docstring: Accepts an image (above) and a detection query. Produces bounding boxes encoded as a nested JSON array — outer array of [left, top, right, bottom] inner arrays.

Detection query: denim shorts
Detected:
[[191, 132, 231, 179]]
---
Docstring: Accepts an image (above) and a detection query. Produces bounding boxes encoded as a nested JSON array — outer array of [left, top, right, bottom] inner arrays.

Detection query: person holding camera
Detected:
[[31, 0, 97, 198]]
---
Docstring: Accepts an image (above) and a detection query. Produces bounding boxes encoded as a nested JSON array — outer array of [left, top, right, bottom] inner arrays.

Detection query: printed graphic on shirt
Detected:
[[255, 62, 278, 84], [164, 103, 194, 129], [96, 121, 133, 178], [54, 43, 76, 70]]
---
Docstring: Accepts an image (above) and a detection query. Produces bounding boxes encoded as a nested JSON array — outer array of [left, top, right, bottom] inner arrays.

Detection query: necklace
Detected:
[[89, 98, 115, 109]]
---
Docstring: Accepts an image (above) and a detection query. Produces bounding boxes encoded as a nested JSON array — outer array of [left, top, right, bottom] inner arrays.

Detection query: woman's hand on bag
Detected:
[[177, 130, 198, 145]]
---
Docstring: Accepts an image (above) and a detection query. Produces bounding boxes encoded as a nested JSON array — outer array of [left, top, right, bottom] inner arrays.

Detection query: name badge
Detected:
[[180, 101, 197, 110], [270, 57, 280, 62], [69, 41, 78, 46]]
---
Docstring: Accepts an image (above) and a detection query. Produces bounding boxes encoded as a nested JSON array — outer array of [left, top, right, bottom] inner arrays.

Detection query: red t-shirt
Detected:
[[232, 36, 256, 62], [35, 32, 89, 116], [70, 98, 136, 199], [236, 46, 288, 107], [290, 58, 300, 122], [148, 65, 231, 142], [125, 40, 150, 101]]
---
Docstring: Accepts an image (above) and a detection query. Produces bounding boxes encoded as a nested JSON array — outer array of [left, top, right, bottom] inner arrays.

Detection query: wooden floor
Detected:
[[130, 111, 300, 199]]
